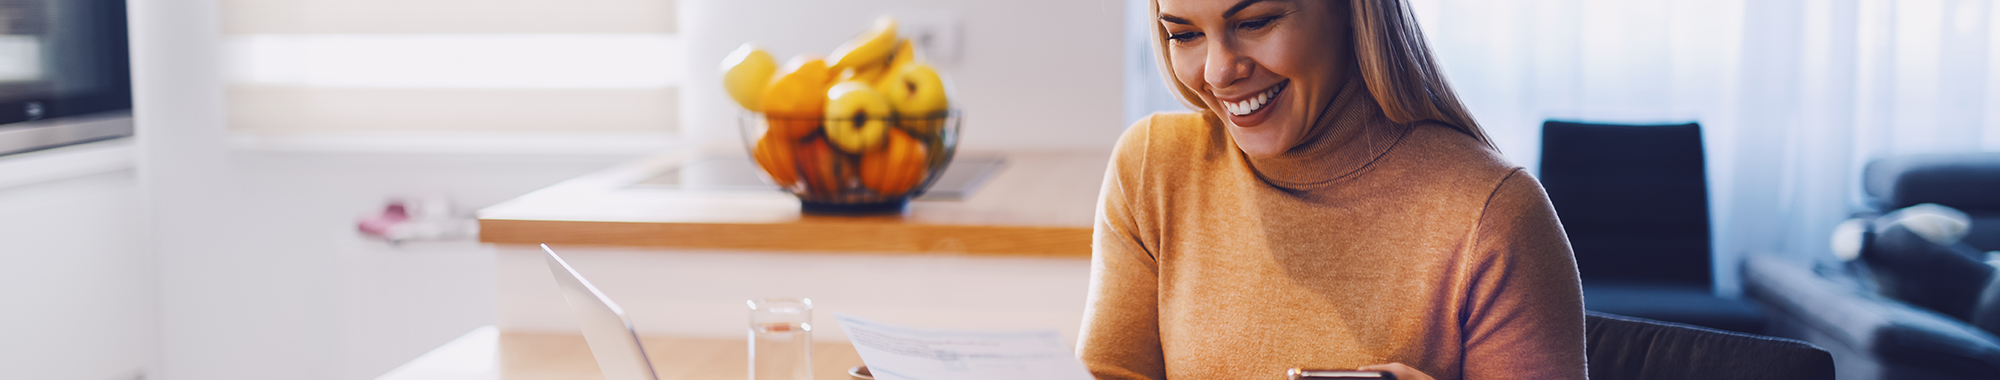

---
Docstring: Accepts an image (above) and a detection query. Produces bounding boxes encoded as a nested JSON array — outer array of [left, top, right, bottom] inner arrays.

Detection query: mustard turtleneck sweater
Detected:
[[1076, 80, 1587, 380]]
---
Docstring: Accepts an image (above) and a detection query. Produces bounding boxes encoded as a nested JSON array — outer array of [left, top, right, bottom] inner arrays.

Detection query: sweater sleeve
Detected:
[[1459, 169, 1588, 380], [1077, 116, 1168, 380]]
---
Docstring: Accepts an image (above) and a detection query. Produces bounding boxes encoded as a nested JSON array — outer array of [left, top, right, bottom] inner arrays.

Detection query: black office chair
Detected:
[[1586, 311, 1834, 380], [1539, 121, 1763, 333]]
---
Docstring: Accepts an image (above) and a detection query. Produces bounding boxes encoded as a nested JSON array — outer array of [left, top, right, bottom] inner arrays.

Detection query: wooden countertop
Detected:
[[376, 327, 866, 380], [478, 151, 1109, 257]]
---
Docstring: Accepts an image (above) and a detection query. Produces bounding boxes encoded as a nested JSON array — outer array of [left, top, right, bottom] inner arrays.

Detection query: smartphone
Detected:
[[1286, 368, 1397, 380]]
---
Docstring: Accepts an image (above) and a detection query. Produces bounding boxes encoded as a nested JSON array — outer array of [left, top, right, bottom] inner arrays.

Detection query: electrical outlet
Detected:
[[893, 11, 962, 67]]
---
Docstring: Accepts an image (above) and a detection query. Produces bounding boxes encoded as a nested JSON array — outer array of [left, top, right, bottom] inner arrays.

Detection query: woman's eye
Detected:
[[1239, 17, 1275, 30], [1166, 31, 1201, 43]]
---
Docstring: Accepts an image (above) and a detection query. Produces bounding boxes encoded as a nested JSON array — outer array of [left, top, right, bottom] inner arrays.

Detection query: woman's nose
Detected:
[[1204, 37, 1251, 90]]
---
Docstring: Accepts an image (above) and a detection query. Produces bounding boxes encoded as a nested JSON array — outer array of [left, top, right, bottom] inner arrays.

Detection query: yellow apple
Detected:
[[880, 64, 950, 134], [823, 81, 892, 153]]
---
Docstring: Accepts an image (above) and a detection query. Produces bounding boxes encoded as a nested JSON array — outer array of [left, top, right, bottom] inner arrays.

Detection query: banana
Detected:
[[837, 64, 886, 86], [828, 16, 899, 73], [721, 43, 777, 111], [872, 40, 915, 92]]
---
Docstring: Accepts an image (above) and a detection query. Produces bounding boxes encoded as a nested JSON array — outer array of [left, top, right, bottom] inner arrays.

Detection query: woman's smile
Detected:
[[1158, 0, 1351, 157], [1220, 79, 1288, 127]]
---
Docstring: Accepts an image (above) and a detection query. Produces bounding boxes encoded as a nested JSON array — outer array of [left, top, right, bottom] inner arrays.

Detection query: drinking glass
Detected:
[[748, 297, 814, 380]]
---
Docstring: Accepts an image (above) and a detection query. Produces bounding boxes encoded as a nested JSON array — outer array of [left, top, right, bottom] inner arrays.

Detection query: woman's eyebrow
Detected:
[[1159, 0, 1286, 25], [1223, 0, 1283, 18]]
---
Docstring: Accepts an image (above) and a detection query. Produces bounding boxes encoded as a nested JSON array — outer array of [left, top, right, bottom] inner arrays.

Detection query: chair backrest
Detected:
[[1585, 311, 1834, 380], [1539, 121, 1712, 287]]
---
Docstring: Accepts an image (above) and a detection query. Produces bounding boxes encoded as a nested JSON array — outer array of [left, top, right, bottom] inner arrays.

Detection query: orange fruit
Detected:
[[795, 137, 852, 197], [860, 129, 929, 196], [752, 132, 799, 189], [762, 56, 831, 139]]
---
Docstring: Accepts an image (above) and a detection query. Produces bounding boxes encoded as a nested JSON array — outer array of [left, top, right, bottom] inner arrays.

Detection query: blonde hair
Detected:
[[1149, 0, 1495, 149]]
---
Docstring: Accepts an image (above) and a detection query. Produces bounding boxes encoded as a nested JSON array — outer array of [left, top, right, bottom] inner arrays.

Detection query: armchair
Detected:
[[1539, 121, 1764, 333]]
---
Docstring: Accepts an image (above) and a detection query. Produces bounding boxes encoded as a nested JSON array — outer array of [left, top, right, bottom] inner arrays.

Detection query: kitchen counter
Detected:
[[375, 326, 867, 380], [477, 151, 1109, 257]]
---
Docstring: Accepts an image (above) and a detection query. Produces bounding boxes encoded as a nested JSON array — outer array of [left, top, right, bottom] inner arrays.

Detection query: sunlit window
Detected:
[[219, 0, 681, 141]]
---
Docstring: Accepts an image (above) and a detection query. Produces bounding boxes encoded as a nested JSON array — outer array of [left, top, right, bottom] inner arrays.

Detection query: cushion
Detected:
[[1863, 221, 1995, 322], [1967, 214, 2000, 252], [1584, 311, 1833, 380], [1869, 304, 2000, 378], [1978, 264, 2000, 337]]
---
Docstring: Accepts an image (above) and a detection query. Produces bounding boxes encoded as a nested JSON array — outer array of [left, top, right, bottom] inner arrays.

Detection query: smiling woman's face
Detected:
[[1158, 0, 1352, 158]]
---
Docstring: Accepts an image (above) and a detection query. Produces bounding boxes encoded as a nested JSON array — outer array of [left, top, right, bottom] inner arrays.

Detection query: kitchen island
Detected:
[[478, 151, 1108, 257]]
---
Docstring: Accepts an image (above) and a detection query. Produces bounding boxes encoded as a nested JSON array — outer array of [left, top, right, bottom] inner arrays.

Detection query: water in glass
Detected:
[[749, 298, 813, 380]]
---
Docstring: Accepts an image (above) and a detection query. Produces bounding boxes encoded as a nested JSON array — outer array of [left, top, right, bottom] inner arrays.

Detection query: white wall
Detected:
[[679, 0, 1129, 154], [147, 150, 635, 379], [0, 130, 630, 380], [136, 3, 645, 379]]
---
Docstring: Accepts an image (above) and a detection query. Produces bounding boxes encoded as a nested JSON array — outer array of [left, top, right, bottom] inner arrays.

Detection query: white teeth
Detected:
[[1228, 99, 1252, 116], [1224, 84, 1282, 116]]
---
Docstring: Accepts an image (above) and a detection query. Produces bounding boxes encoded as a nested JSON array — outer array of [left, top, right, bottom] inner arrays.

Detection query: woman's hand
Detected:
[[1358, 363, 1435, 380]]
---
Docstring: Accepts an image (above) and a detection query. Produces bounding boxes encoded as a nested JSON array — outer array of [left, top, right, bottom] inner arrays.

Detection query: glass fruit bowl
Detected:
[[740, 110, 961, 213]]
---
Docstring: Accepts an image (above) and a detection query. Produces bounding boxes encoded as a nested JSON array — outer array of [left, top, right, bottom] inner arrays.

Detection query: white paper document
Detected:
[[834, 313, 1095, 380]]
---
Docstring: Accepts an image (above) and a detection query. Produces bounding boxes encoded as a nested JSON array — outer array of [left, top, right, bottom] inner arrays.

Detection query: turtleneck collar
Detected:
[[1238, 76, 1414, 192]]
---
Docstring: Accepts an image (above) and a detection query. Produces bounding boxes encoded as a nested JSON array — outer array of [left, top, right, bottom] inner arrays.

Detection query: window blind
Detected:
[[220, 0, 679, 137]]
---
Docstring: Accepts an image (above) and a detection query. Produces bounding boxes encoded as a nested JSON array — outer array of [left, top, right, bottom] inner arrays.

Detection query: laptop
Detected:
[[543, 244, 663, 380]]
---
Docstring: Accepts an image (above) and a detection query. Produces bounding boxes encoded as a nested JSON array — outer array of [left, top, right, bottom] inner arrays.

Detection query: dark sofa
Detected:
[[1743, 152, 2000, 380], [1586, 311, 1834, 380]]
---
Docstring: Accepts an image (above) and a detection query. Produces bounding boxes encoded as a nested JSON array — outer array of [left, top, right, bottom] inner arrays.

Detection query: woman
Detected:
[[1076, 0, 1587, 379]]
